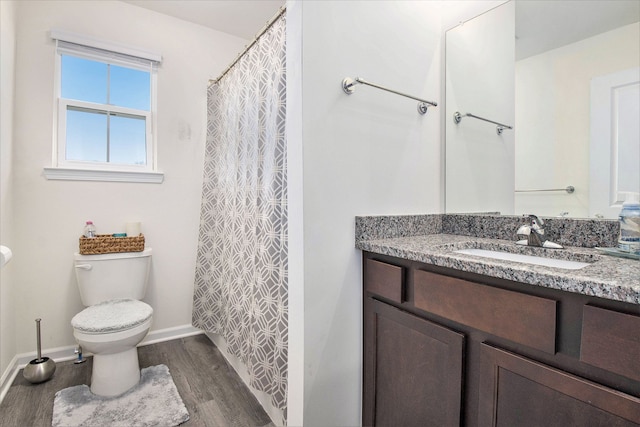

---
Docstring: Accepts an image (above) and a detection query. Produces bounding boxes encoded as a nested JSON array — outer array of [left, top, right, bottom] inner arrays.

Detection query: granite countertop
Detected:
[[356, 215, 640, 305]]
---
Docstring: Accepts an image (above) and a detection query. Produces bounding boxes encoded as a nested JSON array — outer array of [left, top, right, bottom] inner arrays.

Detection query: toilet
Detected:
[[72, 248, 153, 396]]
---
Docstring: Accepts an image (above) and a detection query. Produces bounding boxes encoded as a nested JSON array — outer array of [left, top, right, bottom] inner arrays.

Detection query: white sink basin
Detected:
[[454, 248, 591, 270]]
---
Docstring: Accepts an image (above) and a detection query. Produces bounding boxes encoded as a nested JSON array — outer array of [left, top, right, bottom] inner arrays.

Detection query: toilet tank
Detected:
[[74, 248, 152, 306]]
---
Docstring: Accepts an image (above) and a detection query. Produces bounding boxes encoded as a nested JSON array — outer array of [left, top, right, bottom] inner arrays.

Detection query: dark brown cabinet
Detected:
[[363, 298, 464, 426], [478, 343, 640, 426], [362, 253, 640, 427]]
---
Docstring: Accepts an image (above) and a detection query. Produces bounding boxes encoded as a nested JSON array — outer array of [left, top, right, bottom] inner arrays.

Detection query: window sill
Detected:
[[43, 167, 164, 183]]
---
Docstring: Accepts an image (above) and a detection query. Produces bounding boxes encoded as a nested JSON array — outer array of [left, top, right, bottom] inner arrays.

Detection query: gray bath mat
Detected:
[[52, 364, 189, 427]]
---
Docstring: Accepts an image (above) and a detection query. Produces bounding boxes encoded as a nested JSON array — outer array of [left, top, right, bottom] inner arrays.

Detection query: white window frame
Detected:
[[44, 30, 164, 183]]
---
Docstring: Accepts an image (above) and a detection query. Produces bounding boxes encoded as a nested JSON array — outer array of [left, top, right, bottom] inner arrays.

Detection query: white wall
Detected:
[[285, 1, 304, 426], [445, 1, 515, 215], [297, 2, 443, 425], [0, 0, 18, 384], [515, 22, 640, 218], [10, 0, 245, 357]]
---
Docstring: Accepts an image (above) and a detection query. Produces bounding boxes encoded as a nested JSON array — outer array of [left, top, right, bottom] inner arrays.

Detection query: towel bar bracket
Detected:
[[342, 77, 357, 94]]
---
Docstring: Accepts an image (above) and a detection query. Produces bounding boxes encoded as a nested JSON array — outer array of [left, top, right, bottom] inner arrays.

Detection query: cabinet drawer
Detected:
[[581, 305, 640, 382], [413, 270, 557, 354], [364, 259, 404, 303]]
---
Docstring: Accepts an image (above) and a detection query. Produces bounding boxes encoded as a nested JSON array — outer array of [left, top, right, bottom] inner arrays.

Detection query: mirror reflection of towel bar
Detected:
[[453, 112, 513, 135], [515, 186, 575, 194]]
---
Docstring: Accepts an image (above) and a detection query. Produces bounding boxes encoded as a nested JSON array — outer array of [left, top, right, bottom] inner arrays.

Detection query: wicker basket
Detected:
[[79, 234, 145, 255]]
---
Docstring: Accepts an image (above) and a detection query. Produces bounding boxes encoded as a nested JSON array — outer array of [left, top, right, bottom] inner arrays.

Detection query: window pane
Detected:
[[110, 65, 150, 111], [110, 114, 147, 165], [61, 56, 107, 104], [66, 108, 107, 162]]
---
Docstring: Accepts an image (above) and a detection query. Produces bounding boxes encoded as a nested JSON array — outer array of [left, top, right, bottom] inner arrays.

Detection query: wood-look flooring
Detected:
[[0, 334, 275, 427]]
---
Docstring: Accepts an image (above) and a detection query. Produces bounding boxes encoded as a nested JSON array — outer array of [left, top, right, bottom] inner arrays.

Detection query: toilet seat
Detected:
[[72, 299, 153, 334]]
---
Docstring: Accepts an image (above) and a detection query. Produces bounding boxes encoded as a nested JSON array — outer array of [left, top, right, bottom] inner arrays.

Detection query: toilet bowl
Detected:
[[72, 299, 153, 396], [72, 249, 153, 397]]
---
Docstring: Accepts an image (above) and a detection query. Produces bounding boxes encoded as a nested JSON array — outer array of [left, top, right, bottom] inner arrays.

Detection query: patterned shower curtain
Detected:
[[192, 14, 287, 412]]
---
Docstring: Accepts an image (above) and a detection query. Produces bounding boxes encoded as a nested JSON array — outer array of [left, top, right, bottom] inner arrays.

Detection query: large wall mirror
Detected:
[[445, 0, 640, 219]]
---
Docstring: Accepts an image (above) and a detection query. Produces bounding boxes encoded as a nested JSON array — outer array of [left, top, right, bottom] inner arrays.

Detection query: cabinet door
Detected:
[[364, 298, 465, 427], [478, 343, 640, 427]]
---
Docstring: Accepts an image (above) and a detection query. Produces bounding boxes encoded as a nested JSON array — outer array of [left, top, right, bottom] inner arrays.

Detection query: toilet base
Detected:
[[73, 316, 152, 397], [90, 347, 141, 396]]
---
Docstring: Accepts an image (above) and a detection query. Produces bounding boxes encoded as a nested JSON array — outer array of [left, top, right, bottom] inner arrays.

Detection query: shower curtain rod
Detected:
[[342, 76, 438, 115], [209, 6, 286, 86]]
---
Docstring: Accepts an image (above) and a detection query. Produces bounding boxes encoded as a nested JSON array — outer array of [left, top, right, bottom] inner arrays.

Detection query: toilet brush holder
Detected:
[[23, 318, 56, 384]]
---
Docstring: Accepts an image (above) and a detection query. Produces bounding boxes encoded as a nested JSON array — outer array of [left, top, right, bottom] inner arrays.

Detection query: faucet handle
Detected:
[[526, 214, 544, 229]]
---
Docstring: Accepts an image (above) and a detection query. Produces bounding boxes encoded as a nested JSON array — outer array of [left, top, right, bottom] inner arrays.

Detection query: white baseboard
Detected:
[[0, 324, 203, 405], [140, 323, 203, 347], [0, 355, 19, 405]]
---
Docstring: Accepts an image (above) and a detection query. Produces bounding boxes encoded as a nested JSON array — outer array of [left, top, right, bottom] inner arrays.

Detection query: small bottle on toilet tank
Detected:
[[83, 221, 96, 238]]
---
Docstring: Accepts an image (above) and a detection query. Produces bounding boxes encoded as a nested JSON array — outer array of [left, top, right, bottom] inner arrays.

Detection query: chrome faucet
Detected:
[[516, 214, 563, 249]]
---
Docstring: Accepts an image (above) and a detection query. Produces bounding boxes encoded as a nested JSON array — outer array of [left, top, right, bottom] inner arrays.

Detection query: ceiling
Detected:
[[516, 0, 640, 60], [121, 0, 285, 40], [121, 0, 639, 59]]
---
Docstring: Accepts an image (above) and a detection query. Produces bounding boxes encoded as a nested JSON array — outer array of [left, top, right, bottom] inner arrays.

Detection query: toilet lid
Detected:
[[72, 299, 153, 334]]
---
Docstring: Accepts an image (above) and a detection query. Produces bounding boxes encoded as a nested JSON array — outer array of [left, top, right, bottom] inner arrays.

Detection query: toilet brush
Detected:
[[23, 318, 56, 383]]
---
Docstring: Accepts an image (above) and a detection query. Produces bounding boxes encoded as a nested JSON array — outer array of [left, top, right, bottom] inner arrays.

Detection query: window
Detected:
[[45, 31, 163, 183]]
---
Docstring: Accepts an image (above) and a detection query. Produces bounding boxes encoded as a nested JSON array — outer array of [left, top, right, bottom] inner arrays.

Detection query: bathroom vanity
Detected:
[[356, 215, 640, 427]]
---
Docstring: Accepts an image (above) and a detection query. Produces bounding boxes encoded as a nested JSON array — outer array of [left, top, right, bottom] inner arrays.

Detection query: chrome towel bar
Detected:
[[342, 77, 437, 115], [454, 111, 513, 135], [515, 186, 575, 194]]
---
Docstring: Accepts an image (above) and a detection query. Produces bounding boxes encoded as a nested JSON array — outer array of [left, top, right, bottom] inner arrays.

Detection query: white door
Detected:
[[590, 67, 640, 219]]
